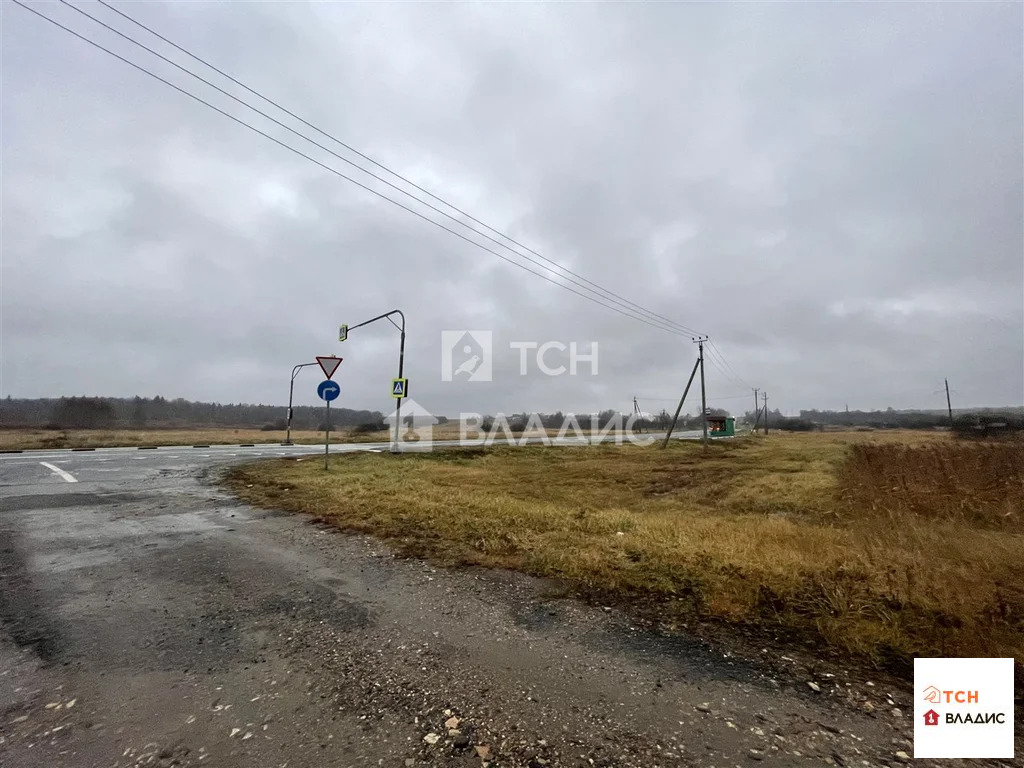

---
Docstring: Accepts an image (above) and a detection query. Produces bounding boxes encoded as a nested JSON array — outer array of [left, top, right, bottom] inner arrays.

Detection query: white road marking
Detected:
[[40, 462, 77, 483]]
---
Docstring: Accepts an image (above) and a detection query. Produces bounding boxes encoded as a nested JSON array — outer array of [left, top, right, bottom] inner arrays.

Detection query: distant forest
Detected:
[[743, 407, 1024, 435], [0, 396, 383, 431], [1, 396, 1020, 435]]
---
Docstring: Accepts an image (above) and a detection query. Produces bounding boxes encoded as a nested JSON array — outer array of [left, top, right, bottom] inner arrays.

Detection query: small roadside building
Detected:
[[708, 416, 735, 437]]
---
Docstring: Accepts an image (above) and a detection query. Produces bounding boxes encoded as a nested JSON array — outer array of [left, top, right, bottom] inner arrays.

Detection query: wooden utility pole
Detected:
[[752, 388, 760, 433], [945, 378, 953, 426], [633, 396, 647, 433], [661, 356, 702, 448], [693, 336, 709, 446], [762, 392, 769, 434]]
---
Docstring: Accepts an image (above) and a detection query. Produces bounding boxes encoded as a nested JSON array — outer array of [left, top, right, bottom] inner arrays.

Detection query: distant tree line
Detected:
[[5, 396, 1019, 437], [0, 396, 383, 431], [474, 408, 732, 432], [736, 407, 1024, 433], [797, 408, 952, 429], [952, 412, 1024, 439]]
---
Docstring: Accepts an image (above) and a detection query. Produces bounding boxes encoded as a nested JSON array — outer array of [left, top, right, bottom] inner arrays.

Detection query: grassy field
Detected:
[[0, 427, 311, 450], [0, 424, 623, 451], [0, 425, 455, 451], [227, 431, 1024, 668]]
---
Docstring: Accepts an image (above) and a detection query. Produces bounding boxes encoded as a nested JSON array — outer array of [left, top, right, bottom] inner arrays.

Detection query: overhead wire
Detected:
[[94, 0, 701, 338], [51, 0, 700, 339], [706, 340, 750, 389], [703, 346, 748, 391], [708, 342, 749, 391], [13, 0, 692, 338], [56, 0, 703, 338], [19, 0, 771, 391]]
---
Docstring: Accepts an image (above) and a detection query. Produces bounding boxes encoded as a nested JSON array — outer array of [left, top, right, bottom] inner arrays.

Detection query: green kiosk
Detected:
[[708, 416, 735, 437]]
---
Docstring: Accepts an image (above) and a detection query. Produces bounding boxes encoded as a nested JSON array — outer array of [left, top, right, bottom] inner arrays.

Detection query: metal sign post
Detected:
[[317, 379, 341, 470]]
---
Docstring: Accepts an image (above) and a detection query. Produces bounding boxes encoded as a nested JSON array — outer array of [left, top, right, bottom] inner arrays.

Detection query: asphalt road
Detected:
[[0, 443, 998, 767]]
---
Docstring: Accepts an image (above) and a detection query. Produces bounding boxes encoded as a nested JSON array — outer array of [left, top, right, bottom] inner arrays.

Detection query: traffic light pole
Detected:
[[342, 309, 406, 454], [285, 361, 320, 445]]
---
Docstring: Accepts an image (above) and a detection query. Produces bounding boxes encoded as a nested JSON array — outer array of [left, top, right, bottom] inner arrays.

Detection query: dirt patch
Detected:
[[838, 441, 1023, 527]]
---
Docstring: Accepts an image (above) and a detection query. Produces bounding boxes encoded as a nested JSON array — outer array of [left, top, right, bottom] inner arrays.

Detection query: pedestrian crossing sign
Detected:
[[391, 378, 408, 398]]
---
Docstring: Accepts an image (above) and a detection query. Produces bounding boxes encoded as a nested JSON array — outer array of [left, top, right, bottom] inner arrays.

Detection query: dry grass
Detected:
[[0, 424, 475, 451], [0, 428, 309, 450], [226, 431, 1024, 666]]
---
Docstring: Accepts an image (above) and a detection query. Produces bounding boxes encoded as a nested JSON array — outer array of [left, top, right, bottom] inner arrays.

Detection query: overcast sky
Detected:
[[2, 1, 1022, 419]]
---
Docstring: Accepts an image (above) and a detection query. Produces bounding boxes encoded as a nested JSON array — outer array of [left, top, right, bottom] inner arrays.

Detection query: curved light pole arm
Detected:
[[343, 309, 406, 453], [285, 361, 321, 445]]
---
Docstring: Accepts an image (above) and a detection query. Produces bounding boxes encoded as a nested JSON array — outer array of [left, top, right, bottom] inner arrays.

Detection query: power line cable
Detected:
[[707, 340, 750, 389], [58, 0, 700, 336], [82, 0, 703, 337], [13, 0, 691, 338], [708, 350, 749, 392], [703, 346, 747, 391]]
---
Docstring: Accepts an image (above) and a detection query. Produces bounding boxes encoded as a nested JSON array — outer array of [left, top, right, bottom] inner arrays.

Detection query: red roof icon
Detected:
[[924, 709, 940, 726]]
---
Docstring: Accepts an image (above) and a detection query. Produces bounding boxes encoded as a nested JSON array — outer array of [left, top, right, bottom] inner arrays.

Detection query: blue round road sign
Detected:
[[317, 380, 341, 402]]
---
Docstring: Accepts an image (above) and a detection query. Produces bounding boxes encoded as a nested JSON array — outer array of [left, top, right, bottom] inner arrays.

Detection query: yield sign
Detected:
[[316, 355, 343, 379]]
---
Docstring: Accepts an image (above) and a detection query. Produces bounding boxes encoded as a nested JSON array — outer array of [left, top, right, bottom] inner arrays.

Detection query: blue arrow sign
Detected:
[[317, 380, 341, 402]]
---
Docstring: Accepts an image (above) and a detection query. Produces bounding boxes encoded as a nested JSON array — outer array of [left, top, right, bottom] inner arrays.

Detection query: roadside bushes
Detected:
[[952, 413, 1024, 440], [350, 421, 388, 435]]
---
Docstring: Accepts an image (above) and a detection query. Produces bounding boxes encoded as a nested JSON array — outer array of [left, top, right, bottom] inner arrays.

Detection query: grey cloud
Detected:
[[2, 1, 1021, 418]]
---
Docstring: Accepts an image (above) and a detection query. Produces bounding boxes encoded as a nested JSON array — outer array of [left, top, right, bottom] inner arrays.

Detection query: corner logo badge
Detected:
[[913, 658, 1013, 759], [441, 330, 492, 382]]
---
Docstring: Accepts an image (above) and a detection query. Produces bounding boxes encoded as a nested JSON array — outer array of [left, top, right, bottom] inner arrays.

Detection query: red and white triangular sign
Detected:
[[316, 355, 343, 379]]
